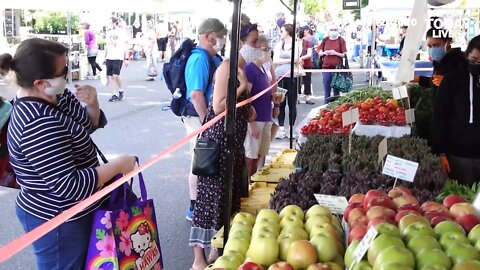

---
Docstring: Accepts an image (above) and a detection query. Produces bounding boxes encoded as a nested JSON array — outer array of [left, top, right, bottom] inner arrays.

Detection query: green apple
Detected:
[[367, 234, 405, 265], [446, 243, 480, 264], [345, 240, 361, 268], [309, 223, 341, 240], [406, 235, 441, 255], [419, 266, 448, 270], [375, 263, 413, 270], [434, 220, 465, 238], [415, 249, 452, 270], [280, 204, 305, 221], [331, 215, 344, 235], [310, 234, 338, 263], [230, 229, 251, 241], [232, 212, 256, 226], [246, 232, 279, 266], [402, 221, 437, 242], [230, 221, 253, 235], [306, 205, 332, 221], [398, 214, 430, 235], [474, 239, 480, 251], [440, 231, 470, 250], [372, 246, 415, 270], [286, 240, 317, 269], [280, 214, 304, 229], [375, 222, 401, 238], [277, 231, 304, 261], [256, 208, 280, 223], [252, 224, 280, 239], [467, 224, 480, 244], [223, 235, 250, 254], [223, 249, 246, 263], [305, 214, 332, 234], [254, 217, 281, 234], [452, 260, 480, 270], [213, 254, 243, 269], [352, 260, 373, 270], [281, 226, 309, 240], [333, 254, 345, 268]]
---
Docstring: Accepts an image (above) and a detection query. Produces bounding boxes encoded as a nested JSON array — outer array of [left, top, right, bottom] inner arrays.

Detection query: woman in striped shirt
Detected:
[[0, 38, 135, 270]]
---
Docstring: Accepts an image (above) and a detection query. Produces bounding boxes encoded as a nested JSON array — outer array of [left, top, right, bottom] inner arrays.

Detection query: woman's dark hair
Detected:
[[466, 35, 480, 57], [0, 38, 67, 88], [283, 24, 294, 38]]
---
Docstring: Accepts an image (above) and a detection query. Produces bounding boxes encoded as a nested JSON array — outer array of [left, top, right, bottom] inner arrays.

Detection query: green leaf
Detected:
[[96, 229, 106, 241], [132, 207, 142, 216]]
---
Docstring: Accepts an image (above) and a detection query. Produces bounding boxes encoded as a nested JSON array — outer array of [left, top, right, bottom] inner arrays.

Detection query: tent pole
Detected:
[[289, 0, 298, 149], [222, 0, 242, 252]]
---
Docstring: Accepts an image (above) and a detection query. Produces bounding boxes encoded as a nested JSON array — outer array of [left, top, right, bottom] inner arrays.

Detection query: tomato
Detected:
[[319, 118, 328, 126], [396, 107, 405, 114], [360, 103, 372, 110], [378, 106, 389, 114], [324, 112, 333, 119], [332, 113, 342, 123], [320, 109, 330, 117]]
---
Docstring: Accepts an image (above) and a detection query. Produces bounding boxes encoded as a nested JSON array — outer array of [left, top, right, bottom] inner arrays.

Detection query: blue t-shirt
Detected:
[[185, 47, 222, 105]]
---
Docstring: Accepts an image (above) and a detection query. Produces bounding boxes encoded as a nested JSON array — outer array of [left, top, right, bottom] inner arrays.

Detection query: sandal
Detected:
[[207, 249, 219, 264]]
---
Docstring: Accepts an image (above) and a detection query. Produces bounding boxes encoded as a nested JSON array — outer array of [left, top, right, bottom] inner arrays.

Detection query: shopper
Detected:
[[105, 17, 129, 102], [82, 22, 102, 79], [317, 23, 347, 104], [144, 21, 157, 81], [156, 22, 168, 62], [299, 27, 314, 104], [433, 35, 478, 186], [0, 38, 135, 270], [168, 22, 178, 57], [183, 18, 225, 223]]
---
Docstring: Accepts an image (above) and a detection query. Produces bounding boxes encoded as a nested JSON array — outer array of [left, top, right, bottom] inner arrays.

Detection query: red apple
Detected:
[[344, 203, 363, 221], [394, 210, 421, 224], [456, 214, 480, 233], [398, 204, 423, 213], [349, 215, 368, 228], [239, 262, 264, 270], [368, 216, 395, 228], [421, 201, 449, 214], [366, 206, 396, 221], [393, 194, 420, 208], [367, 196, 397, 210], [347, 208, 366, 225], [424, 210, 453, 222], [430, 215, 454, 227], [450, 202, 478, 219], [348, 225, 368, 245], [363, 190, 388, 211], [267, 262, 293, 270], [388, 186, 412, 198], [349, 193, 365, 204], [443, 195, 467, 209]]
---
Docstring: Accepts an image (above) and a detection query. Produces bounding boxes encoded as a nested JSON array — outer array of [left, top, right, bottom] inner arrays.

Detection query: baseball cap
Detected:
[[198, 18, 228, 35], [303, 25, 311, 31]]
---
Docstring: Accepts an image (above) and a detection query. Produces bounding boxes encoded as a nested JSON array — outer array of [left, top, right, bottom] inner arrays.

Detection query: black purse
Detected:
[[192, 114, 219, 177]]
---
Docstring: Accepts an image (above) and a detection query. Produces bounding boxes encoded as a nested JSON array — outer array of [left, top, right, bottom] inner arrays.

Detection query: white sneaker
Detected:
[[100, 71, 109, 86], [275, 129, 287, 139]]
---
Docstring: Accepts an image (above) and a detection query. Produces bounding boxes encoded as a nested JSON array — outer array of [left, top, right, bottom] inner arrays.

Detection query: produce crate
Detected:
[[270, 149, 297, 167], [251, 164, 294, 183]]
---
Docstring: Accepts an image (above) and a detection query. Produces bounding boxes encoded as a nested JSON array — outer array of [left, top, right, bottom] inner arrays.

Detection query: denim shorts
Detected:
[[16, 205, 93, 270]]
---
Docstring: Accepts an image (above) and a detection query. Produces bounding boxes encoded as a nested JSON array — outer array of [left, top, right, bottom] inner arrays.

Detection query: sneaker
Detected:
[[109, 95, 119, 102], [275, 129, 287, 139], [186, 209, 194, 221], [306, 100, 315, 105], [118, 91, 124, 101]]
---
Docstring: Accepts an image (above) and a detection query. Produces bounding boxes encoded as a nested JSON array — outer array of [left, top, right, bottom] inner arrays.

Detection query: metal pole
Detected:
[[67, 12, 73, 84], [223, 0, 242, 251], [289, 0, 298, 149], [369, 19, 376, 86]]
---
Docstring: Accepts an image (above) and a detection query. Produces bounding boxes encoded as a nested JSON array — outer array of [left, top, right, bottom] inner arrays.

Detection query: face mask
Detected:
[[43, 76, 66, 96], [212, 37, 226, 53], [428, 47, 446, 62], [241, 45, 265, 64], [469, 63, 480, 76], [330, 31, 339, 39]]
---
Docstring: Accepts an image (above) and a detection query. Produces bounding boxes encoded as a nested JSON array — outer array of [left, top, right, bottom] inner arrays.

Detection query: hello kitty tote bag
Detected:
[[85, 162, 163, 270]]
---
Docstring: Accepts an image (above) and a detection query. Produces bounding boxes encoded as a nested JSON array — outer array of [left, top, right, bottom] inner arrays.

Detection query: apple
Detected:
[[415, 248, 452, 270], [367, 196, 397, 210], [352, 260, 373, 270], [286, 240, 317, 269], [440, 231, 470, 250], [474, 240, 480, 251], [374, 222, 401, 238], [345, 240, 360, 268], [372, 246, 415, 270], [306, 263, 342, 270], [402, 221, 437, 242], [446, 243, 480, 264], [256, 209, 280, 223], [421, 201, 449, 213], [223, 249, 245, 262], [367, 234, 405, 265], [424, 210, 453, 221], [349, 215, 368, 228], [419, 266, 449, 270], [277, 231, 304, 261], [233, 212, 256, 226], [246, 232, 279, 267], [467, 224, 480, 244], [281, 226, 309, 240], [398, 214, 430, 235], [330, 261, 343, 270], [443, 195, 467, 209], [239, 261, 264, 270], [280, 215, 304, 229], [368, 216, 395, 228], [230, 221, 253, 235], [397, 204, 422, 213], [366, 206, 396, 221], [223, 235, 250, 254], [331, 216, 343, 235], [280, 205, 305, 221], [252, 224, 280, 239], [344, 203, 363, 221], [388, 186, 412, 198], [310, 223, 340, 241], [348, 225, 368, 244], [364, 190, 388, 211], [456, 214, 480, 233], [407, 234, 442, 255], [349, 193, 366, 204], [348, 208, 366, 225], [310, 234, 338, 263], [213, 254, 243, 269], [230, 229, 252, 241], [305, 214, 332, 234], [374, 263, 413, 270], [394, 210, 421, 224], [306, 205, 331, 221], [434, 220, 466, 237], [452, 261, 480, 270], [393, 194, 419, 209], [450, 203, 478, 219], [431, 216, 454, 227], [267, 262, 293, 270]]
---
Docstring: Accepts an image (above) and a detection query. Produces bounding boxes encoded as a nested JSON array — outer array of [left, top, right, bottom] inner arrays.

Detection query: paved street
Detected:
[[0, 59, 368, 269]]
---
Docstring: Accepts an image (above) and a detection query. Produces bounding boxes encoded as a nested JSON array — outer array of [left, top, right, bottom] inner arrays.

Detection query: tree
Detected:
[[33, 12, 80, 34], [351, 0, 369, 21]]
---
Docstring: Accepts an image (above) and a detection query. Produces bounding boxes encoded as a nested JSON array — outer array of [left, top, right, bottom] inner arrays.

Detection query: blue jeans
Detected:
[[323, 72, 339, 104], [16, 205, 93, 270]]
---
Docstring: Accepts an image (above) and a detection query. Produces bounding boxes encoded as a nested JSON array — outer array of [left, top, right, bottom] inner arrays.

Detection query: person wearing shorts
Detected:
[[156, 23, 168, 62]]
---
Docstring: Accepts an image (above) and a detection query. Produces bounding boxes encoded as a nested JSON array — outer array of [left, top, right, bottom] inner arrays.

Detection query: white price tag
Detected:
[[351, 227, 378, 267], [406, 109, 415, 124], [342, 108, 360, 127], [382, 155, 419, 182], [473, 192, 480, 213], [314, 194, 349, 215], [392, 85, 408, 100], [378, 137, 388, 164]]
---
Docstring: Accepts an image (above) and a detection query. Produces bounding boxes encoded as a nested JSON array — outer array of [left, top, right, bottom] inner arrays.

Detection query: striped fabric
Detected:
[[7, 90, 103, 221]]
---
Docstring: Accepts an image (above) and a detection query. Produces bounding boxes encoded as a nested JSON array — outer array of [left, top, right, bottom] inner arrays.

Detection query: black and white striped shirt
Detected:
[[8, 90, 102, 221]]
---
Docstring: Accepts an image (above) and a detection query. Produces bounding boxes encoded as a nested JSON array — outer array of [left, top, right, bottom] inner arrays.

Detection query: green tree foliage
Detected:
[[351, 0, 369, 21], [33, 12, 80, 34]]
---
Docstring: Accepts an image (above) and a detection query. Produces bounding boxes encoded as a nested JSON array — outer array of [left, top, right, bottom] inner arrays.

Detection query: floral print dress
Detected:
[[189, 92, 249, 248]]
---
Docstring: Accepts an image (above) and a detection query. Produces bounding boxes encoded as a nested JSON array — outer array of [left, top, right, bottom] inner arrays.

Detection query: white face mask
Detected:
[[43, 76, 66, 96], [240, 44, 269, 64], [213, 37, 226, 53]]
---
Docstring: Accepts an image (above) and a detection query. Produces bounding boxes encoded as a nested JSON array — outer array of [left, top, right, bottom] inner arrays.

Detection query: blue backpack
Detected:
[[163, 39, 215, 117]]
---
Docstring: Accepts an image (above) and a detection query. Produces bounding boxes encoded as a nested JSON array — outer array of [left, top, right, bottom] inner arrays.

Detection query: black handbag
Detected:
[[192, 137, 219, 177]]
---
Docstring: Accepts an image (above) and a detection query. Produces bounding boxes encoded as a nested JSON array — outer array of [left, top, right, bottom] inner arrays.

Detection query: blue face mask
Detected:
[[428, 47, 446, 62], [330, 31, 339, 39]]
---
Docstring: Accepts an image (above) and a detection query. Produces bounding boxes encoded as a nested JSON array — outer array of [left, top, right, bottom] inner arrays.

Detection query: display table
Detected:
[[353, 123, 411, 138], [379, 60, 433, 80]]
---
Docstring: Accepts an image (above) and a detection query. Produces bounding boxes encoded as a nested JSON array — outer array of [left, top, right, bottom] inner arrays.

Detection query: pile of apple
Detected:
[[344, 187, 480, 269], [207, 205, 346, 270]]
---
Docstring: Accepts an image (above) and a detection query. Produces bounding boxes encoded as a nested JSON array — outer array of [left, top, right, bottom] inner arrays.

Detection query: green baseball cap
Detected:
[[198, 18, 227, 35]]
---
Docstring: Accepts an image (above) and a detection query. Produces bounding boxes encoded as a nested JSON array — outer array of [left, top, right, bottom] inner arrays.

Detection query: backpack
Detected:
[[0, 99, 18, 189], [163, 38, 215, 117]]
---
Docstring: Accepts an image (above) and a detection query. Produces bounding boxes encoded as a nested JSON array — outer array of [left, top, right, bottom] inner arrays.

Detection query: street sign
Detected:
[[343, 0, 361, 10]]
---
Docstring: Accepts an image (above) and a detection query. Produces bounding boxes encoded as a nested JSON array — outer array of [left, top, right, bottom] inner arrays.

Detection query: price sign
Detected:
[[406, 109, 415, 124], [392, 85, 409, 100], [378, 137, 388, 164], [342, 108, 359, 127], [314, 194, 349, 215], [473, 191, 480, 213], [382, 155, 419, 182], [350, 227, 378, 269]]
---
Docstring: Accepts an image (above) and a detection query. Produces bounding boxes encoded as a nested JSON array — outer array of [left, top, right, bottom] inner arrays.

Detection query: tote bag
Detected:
[[330, 56, 353, 93]]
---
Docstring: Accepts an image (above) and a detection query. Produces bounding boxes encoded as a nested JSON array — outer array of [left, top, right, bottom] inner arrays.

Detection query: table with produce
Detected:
[[206, 85, 480, 270]]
